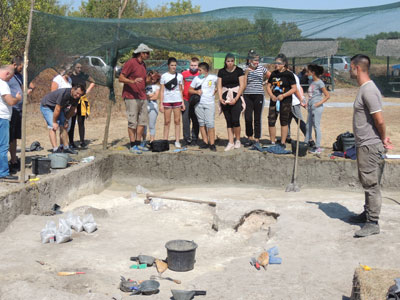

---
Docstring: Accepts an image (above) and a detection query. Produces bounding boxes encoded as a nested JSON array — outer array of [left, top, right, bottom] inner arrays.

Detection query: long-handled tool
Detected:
[[171, 289, 206, 300], [146, 194, 216, 207], [150, 274, 181, 284], [286, 118, 301, 192], [57, 271, 85, 276]]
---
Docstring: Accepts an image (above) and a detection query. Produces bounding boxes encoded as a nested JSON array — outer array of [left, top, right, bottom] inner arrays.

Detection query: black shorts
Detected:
[[268, 98, 292, 127], [9, 108, 22, 140]]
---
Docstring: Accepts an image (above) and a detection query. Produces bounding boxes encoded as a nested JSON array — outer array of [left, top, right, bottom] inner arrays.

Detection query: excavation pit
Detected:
[[1, 152, 400, 299]]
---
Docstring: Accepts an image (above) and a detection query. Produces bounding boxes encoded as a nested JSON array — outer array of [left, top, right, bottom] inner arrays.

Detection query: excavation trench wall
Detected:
[[1, 152, 399, 232]]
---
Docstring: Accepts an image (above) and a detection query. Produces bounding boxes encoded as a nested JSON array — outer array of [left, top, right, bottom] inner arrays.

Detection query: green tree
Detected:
[[0, 0, 67, 64]]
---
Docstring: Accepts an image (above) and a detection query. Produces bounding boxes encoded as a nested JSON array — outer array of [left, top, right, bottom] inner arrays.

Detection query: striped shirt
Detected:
[[244, 65, 268, 95]]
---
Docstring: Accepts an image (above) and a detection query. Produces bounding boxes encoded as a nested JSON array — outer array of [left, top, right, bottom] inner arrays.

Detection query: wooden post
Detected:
[[387, 56, 390, 79], [330, 55, 335, 92], [20, 0, 35, 183], [102, 0, 128, 150]]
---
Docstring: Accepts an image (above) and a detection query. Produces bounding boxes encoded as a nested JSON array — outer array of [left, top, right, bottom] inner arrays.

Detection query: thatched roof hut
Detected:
[[376, 39, 400, 58], [280, 40, 339, 58]]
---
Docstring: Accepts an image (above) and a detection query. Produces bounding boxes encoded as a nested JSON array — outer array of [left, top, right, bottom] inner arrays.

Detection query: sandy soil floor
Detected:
[[19, 87, 400, 155], [0, 184, 400, 299]]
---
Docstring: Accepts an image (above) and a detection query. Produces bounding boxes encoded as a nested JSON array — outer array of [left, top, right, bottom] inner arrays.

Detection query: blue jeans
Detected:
[[0, 118, 10, 177]]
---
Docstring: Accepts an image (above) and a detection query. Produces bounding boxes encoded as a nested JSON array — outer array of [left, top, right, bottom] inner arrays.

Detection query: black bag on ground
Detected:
[[333, 131, 355, 152], [164, 73, 178, 91], [150, 140, 169, 152]]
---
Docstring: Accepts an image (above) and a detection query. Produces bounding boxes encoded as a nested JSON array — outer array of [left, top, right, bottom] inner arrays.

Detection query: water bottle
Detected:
[[276, 100, 280, 112]]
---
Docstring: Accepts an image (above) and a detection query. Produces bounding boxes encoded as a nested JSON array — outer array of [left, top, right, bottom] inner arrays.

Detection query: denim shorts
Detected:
[[40, 105, 66, 129]]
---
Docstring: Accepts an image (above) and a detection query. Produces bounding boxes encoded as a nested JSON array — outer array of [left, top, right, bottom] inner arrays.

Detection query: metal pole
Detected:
[[330, 55, 335, 92], [20, 0, 35, 183]]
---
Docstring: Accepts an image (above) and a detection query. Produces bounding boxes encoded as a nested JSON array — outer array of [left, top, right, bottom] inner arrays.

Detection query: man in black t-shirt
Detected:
[[40, 85, 86, 154]]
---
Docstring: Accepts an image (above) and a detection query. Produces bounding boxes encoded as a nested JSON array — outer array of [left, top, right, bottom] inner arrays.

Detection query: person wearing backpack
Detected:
[[189, 62, 218, 151], [160, 57, 185, 148]]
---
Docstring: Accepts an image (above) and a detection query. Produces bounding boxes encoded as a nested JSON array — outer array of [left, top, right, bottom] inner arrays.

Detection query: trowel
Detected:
[[171, 289, 206, 300]]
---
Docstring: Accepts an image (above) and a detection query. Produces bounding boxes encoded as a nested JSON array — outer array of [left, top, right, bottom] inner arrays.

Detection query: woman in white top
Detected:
[[160, 57, 185, 148], [145, 70, 161, 143], [51, 68, 72, 91]]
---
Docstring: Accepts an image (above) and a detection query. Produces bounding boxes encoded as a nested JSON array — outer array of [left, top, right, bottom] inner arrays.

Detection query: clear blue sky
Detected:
[[63, 0, 396, 12]]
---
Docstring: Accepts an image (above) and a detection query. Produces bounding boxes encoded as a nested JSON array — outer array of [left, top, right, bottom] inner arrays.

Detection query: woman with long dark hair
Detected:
[[217, 53, 246, 151], [160, 57, 185, 148], [266, 53, 297, 146], [305, 64, 330, 154], [243, 50, 270, 148]]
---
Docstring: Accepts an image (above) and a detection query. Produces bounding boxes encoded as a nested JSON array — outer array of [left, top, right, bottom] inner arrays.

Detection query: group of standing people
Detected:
[[119, 43, 332, 154]]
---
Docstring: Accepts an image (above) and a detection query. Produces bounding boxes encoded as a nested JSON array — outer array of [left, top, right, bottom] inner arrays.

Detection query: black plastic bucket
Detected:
[[291, 141, 308, 157], [32, 157, 51, 175], [165, 240, 198, 272]]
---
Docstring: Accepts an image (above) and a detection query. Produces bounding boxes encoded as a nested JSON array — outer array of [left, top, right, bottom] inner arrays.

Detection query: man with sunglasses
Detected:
[[119, 43, 153, 152]]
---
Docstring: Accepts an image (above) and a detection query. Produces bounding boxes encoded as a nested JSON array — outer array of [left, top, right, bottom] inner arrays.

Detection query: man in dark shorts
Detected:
[[8, 56, 34, 174], [348, 54, 392, 238], [119, 43, 153, 152], [40, 86, 86, 154]]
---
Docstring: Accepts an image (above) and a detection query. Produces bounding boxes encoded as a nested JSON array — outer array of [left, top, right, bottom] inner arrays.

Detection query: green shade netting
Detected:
[[29, 2, 400, 91]]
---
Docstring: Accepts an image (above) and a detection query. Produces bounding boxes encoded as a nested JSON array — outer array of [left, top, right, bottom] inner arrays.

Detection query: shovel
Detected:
[[171, 289, 206, 300], [130, 255, 156, 266], [286, 118, 301, 192]]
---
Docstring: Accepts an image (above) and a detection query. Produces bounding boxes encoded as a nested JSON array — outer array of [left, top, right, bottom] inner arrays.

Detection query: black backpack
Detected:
[[333, 131, 354, 151]]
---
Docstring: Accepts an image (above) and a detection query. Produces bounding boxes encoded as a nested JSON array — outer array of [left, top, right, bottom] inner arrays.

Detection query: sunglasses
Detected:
[[274, 61, 284, 65]]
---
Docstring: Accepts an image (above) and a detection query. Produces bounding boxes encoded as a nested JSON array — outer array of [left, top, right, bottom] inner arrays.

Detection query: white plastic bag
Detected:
[[66, 212, 83, 232], [55, 218, 72, 244], [136, 185, 151, 195], [82, 214, 97, 233], [40, 221, 57, 244], [150, 198, 164, 211]]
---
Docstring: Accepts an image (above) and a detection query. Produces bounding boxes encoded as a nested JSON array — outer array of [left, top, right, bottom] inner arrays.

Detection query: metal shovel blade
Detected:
[[171, 289, 206, 300]]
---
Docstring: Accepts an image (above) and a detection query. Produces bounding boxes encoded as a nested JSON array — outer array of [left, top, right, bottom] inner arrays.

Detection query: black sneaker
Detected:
[[64, 147, 78, 154], [53, 147, 63, 153], [308, 140, 316, 148], [182, 140, 190, 147], [69, 143, 78, 150], [244, 140, 254, 148], [80, 142, 88, 149], [354, 222, 380, 238], [190, 139, 198, 147], [286, 137, 292, 144], [199, 143, 209, 149], [348, 211, 367, 223], [209, 144, 217, 152], [0, 175, 18, 181]]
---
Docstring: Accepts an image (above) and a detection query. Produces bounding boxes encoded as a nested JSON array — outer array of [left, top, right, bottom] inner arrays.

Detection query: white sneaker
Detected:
[[224, 143, 235, 152], [175, 141, 181, 148], [234, 140, 241, 149]]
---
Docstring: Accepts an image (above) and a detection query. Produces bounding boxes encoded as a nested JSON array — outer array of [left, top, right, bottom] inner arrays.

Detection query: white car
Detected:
[[311, 56, 351, 71]]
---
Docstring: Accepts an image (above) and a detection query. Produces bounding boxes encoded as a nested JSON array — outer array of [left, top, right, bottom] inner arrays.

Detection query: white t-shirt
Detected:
[[160, 72, 183, 103], [53, 74, 72, 89], [292, 73, 302, 106], [145, 84, 160, 96], [0, 79, 12, 120], [190, 74, 218, 105]]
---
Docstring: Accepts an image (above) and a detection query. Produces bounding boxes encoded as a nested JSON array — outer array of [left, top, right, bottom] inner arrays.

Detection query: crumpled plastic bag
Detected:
[[66, 212, 83, 232], [55, 218, 72, 244], [119, 276, 139, 293], [40, 221, 57, 244], [82, 214, 97, 233], [136, 185, 151, 195]]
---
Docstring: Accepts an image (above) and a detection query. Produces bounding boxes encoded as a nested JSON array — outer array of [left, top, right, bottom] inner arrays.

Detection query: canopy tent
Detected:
[[28, 2, 400, 91]]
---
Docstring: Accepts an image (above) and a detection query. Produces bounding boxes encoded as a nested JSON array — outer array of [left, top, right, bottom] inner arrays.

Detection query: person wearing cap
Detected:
[[119, 43, 153, 153]]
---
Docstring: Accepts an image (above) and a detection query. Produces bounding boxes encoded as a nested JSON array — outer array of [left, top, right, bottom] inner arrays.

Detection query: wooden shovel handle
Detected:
[[147, 194, 216, 207]]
